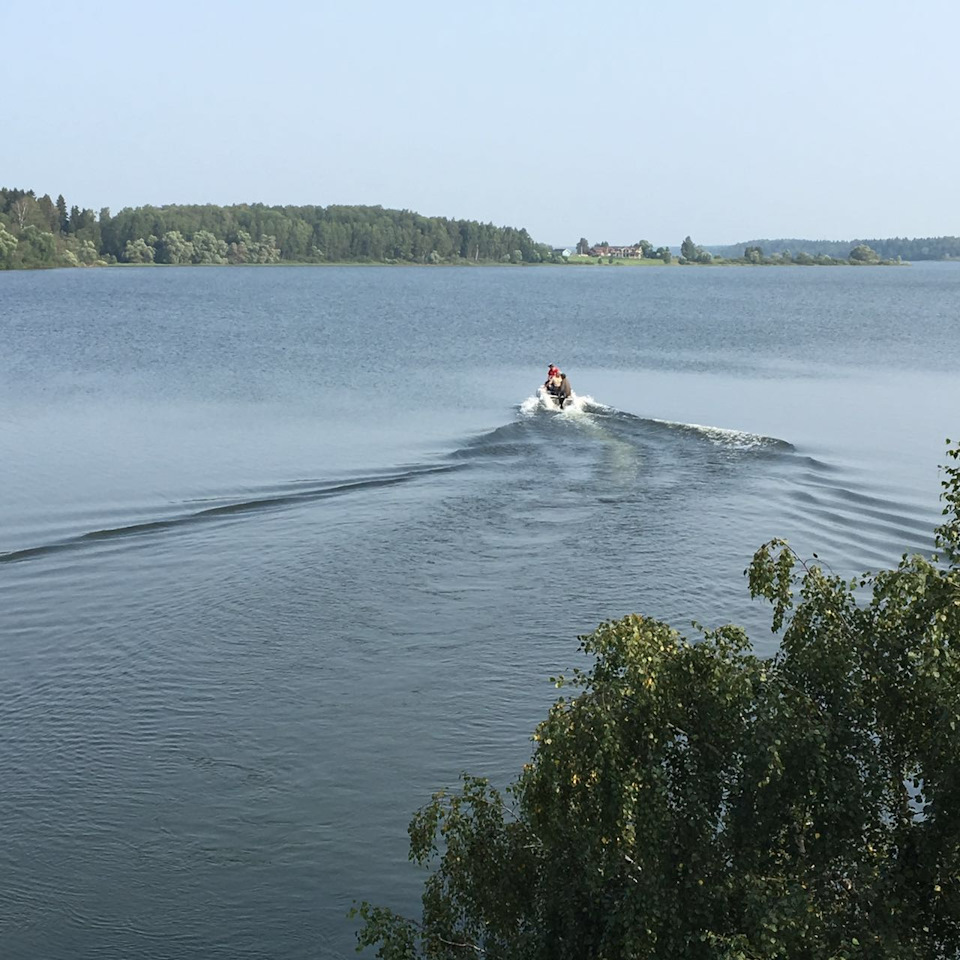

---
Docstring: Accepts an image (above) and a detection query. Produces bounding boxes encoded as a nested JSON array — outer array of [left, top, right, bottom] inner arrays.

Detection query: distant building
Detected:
[[553, 247, 573, 258], [588, 244, 644, 258]]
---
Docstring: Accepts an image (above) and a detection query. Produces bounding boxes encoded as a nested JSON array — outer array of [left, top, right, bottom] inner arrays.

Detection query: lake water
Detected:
[[1, 263, 957, 959]]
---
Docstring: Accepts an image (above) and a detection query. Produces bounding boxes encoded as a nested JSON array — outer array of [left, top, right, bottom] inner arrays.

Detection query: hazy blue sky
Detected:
[[5, 0, 957, 245]]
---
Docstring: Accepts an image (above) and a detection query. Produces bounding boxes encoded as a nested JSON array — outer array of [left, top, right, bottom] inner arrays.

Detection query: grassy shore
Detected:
[[563, 254, 672, 266]]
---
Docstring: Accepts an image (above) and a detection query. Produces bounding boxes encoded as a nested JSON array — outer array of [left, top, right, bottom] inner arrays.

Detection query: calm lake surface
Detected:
[[1, 263, 957, 958]]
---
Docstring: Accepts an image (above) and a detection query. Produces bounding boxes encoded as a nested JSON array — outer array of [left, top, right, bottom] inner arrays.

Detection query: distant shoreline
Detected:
[[4, 190, 955, 271], [8, 257, 927, 273]]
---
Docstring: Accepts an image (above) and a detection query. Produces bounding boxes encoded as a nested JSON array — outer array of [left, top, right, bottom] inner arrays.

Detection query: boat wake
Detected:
[[0, 464, 463, 566], [517, 390, 791, 451], [11, 397, 926, 576]]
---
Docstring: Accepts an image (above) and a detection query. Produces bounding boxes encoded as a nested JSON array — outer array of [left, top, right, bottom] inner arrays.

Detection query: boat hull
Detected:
[[537, 385, 574, 410]]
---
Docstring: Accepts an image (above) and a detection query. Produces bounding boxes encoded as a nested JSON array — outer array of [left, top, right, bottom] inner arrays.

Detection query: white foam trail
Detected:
[[558, 393, 592, 414], [647, 417, 777, 449], [519, 392, 780, 446], [519, 394, 542, 415], [520, 387, 597, 415]]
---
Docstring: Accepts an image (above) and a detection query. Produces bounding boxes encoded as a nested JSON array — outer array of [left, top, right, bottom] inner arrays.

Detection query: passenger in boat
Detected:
[[544, 365, 562, 397], [557, 373, 573, 407]]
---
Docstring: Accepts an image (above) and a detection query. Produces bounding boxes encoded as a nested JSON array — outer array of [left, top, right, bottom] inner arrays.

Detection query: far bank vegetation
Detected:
[[567, 236, 907, 267], [2, 186, 955, 270], [0, 187, 558, 270]]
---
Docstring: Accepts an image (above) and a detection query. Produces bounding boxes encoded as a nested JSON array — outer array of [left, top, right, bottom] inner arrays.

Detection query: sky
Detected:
[[4, 0, 958, 246]]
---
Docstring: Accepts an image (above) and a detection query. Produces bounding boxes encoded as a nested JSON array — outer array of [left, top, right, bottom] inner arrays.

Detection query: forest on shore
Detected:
[[2, 185, 958, 270], [0, 187, 556, 269]]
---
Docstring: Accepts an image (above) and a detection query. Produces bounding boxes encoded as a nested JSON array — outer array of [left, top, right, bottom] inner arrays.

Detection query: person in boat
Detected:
[[545, 364, 562, 396], [557, 372, 573, 408]]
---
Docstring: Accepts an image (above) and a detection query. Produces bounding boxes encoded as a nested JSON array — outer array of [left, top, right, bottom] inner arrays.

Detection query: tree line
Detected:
[[571, 236, 904, 266], [0, 187, 558, 269], [4, 185, 956, 270], [708, 235, 960, 262], [686, 236, 898, 266]]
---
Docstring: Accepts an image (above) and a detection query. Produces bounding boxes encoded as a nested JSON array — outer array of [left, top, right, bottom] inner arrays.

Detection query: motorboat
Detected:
[[537, 384, 574, 410]]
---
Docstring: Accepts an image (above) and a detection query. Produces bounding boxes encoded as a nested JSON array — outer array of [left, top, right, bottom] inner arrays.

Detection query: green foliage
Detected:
[[356, 444, 960, 960], [0, 187, 103, 268], [938, 441, 960, 565], [69, 238, 102, 266], [15, 225, 60, 267], [724, 245, 868, 267], [156, 230, 193, 265], [8, 183, 953, 271], [56, 194, 68, 232], [681, 235, 712, 264], [712, 236, 960, 262], [224, 230, 280, 264], [0, 186, 557, 269], [190, 230, 228, 264], [123, 238, 155, 264], [849, 244, 880, 263], [0, 223, 17, 267], [37, 194, 60, 233]]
